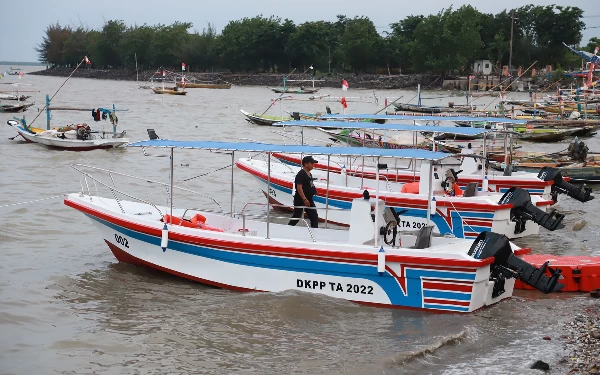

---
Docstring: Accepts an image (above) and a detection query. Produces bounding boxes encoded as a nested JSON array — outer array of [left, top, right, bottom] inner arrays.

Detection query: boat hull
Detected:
[[65, 194, 513, 313], [12, 124, 129, 150]]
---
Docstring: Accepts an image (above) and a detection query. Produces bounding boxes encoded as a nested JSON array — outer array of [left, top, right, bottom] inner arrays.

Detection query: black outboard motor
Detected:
[[498, 187, 565, 234], [538, 166, 593, 203], [468, 231, 564, 297]]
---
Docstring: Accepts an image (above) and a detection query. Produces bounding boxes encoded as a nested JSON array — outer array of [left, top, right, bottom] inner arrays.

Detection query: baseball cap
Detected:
[[302, 155, 318, 165]]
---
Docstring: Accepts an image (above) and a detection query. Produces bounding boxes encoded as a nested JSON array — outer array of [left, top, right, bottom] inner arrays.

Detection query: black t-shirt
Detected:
[[294, 169, 316, 201]]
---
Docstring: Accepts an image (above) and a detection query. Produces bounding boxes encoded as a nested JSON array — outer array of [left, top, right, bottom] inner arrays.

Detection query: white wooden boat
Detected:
[[64, 140, 565, 313], [8, 120, 129, 151]]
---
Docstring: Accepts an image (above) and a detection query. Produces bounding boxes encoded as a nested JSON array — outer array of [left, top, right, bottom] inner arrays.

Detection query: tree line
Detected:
[[35, 5, 597, 76]]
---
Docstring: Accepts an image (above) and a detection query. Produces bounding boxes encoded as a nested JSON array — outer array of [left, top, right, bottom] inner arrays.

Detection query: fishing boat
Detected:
[[240, 109, 291, 126], [393, 103, 470, 114], [64, 140, 564, 313], [152, 87, 187, 95], [0, 102, 34, 113], [7, 118, 128, 151], [237, 155, 565, 239], [0, 93, 31, 101], [271, 87, 319, 94], [176, 82, 231, 89]]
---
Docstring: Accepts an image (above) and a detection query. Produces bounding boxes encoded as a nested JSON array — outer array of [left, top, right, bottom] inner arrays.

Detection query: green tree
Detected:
[[35, 23, 72, 66], [97, 20, 127, 67], [149, 22, 192, 68], [411, 6, 482, 74], [285, 21, 336, 72], [338, 16, 382, 72], [63, 27, 92, 66], [119, 25, 156, 69]]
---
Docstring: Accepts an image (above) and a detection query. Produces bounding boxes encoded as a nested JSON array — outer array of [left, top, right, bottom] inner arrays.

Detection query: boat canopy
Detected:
[[274, 120, 491, 135], [319, 114, 528, 124], [129, 140, 452, 160]]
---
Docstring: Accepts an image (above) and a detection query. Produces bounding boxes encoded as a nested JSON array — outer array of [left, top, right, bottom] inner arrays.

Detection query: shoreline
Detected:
[[28, 67, 545, 91]]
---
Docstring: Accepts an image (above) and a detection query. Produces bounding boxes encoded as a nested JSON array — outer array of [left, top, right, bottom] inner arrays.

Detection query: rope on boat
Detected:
[[0, 195, 64, 209], [182, 163, 234, 182], [25, 57, 87, 128]]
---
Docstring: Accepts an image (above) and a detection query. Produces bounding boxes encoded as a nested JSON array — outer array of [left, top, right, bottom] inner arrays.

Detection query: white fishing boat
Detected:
[[64, 140, 564, 313], [272, 120, 594, 204], [237, 156, 565, 239], [8, 119, 128, 151]]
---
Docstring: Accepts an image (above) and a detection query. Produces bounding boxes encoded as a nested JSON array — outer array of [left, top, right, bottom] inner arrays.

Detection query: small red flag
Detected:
[[341, 97, 348, 109]]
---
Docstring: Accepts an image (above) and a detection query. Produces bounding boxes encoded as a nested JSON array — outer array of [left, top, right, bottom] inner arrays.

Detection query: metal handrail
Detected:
[[71, 164, 224, 213]]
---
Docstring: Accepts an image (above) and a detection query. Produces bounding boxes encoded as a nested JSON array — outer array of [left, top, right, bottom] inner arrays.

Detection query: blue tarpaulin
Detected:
[[274, 120, 491, 135], [319, 114, 528, 124], [129, 140, 452, 160]]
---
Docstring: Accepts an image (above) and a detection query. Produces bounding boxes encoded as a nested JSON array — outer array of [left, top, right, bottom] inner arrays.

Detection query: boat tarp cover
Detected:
[[129, 140, 452, 160], [319, 114, 528, 124], [274, 120, 491, 135]]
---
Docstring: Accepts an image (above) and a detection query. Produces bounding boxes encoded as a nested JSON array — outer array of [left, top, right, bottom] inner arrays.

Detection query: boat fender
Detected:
[[161, 223, 168, 252], [377, 247, 385, 275]]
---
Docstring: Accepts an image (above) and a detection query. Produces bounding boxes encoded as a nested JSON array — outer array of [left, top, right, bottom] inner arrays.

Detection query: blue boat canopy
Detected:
[[319, 114, 528, 124], [274, 120, 491, 135], [129, 140, 452, 160]]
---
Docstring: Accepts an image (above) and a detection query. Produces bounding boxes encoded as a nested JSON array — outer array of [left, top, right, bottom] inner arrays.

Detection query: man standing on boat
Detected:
[[288, 156, 319, 228]]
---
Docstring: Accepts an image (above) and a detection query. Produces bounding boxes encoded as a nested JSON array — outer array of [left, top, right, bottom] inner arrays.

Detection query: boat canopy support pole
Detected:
[[230, 151, 235, 218], [170, 148, 174, 224], [266, 152, 272, 239], [374, 157, 381, 248], [325, 155, 331, 228], [426, 162, 433, 225]]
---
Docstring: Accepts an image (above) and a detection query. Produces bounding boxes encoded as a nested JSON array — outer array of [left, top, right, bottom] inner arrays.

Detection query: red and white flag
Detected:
[[182, 62, 186, 71], [341, 97, 348, 109], [162, 70, 166, 77], [341, 79, 349, 91], [84, 56, 91, 64], [595, 46, 599, 55]]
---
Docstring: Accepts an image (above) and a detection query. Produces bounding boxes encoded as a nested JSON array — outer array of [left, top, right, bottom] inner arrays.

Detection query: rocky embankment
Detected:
[[555, 302, 600, 374], [28, 67, 442, 90]]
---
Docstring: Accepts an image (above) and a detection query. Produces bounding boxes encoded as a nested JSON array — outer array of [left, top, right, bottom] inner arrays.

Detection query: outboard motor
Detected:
[[468, 231, 564, 297], [498, 187, 565, 234], [538, 166, 593, 203]]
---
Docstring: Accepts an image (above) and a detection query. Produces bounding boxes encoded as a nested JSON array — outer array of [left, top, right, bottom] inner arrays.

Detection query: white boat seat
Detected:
[[411, 225, 433, 249], [464, 182, 479, 197]]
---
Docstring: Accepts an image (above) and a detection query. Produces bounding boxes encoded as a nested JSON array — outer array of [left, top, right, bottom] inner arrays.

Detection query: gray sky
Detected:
[[2, 0, 598, 62]]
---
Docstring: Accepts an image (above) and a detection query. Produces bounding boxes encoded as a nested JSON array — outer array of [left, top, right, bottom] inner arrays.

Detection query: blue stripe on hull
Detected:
[[87, 213, 479, 312]]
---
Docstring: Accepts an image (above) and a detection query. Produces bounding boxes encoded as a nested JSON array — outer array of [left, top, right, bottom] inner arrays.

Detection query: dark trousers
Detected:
[[288, 198, 318, 228]]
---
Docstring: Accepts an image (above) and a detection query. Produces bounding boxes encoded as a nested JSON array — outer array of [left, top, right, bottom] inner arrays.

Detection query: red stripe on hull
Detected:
[[423, 281, 474, 293], [65, 198, 494, 268], [424, 298, 471, 307], [105, 240, 263, 292]]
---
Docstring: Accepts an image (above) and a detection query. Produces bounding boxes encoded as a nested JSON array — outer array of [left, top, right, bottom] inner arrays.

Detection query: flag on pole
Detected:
[[182, 62, 186, 71], [341, 79, 349, 91], [84, 56, 91, 64], [594, 46, 599, 55], [162, 70, 166, 77], [309, 65, 313, 70], [341, 97, 348, 109]]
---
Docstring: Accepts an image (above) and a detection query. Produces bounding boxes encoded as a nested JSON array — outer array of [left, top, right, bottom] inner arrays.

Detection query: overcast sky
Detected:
[[2, 0, 598, 62]]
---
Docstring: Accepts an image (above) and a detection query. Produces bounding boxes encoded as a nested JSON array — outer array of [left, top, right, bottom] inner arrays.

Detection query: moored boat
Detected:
[[64, 140, 565, 313]]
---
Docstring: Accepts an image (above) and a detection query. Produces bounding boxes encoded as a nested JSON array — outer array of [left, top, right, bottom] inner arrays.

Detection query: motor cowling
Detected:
[[468, 231, 564, 297], [498, 187, 565, 234], [538, 166, 593, 203]]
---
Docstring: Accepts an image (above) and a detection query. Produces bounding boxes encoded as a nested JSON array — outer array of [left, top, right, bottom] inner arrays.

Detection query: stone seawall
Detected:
[[28, 67, 443, 90]]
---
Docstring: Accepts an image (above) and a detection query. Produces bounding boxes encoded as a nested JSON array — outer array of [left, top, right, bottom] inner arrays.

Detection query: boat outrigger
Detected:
[[64, 140, 564, 313]]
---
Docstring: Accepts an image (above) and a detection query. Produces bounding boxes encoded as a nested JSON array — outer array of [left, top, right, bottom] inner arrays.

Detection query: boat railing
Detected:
[[71, 164, 224, 215]]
